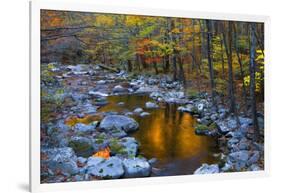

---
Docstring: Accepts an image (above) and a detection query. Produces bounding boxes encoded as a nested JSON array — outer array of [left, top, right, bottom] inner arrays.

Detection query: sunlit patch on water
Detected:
[[99, 94, 220, 176], [65, 114, 102, 127]]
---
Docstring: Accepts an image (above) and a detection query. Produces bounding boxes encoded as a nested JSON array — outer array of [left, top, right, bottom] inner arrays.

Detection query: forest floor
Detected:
[[40, 63, 264, 183]]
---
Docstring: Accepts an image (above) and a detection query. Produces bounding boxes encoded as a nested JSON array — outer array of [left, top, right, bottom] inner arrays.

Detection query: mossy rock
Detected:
[[68, 137, 94, 158], [195, 122, 218, 136], [209, 122, 218, 130], [195, 124, 212, 136], [95, 138, 105, 144], [195, 124, 209, 131], [109, 138, 127, 156], [187, 90, 199, 99]]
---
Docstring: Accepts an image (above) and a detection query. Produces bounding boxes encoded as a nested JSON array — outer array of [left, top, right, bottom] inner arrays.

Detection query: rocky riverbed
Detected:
[[40, 63, 264, 183]]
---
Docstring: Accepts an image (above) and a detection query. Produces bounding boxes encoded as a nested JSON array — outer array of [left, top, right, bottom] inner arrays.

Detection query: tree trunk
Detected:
[[140, 55, 147, 69], [178, 18, 186, 87], [170, 18, 178, 81], [164, 55, 170, 73], [233, 23, 247, 107], [220, 35, 225, 77], [249, 23, 260, 141], [153, 61, 159, 75], [127, 59, 132, 72], [192, 19, 196, 70], [222, 22, 235, 113], [199, 20, 205, 70], [206, 20, 216, 107], [135, 54, 141, 71], [164, 18, 171, 73], [222, 21, 240, 126]]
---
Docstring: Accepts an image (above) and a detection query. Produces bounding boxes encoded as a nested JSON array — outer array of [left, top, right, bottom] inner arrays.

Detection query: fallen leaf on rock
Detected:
[[92, 147, 110, 159]]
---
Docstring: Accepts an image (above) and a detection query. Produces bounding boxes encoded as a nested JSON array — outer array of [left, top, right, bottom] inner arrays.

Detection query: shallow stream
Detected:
[[99, 94, 220, 176]]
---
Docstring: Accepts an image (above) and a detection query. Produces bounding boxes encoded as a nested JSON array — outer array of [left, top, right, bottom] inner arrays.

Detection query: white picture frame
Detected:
[[30, 0, 271, 192]]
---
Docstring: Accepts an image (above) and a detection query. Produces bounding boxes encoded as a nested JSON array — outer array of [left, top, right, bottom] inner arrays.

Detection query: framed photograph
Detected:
[[30, 0, 270, 192]]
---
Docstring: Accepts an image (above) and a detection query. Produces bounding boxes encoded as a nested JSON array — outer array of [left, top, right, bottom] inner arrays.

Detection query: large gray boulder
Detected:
[[123, 158, 151, 178], [74, 122, 97, 132], [41, 147, 79, 175], [67, 64, 91, 75], [86, 157, 105, 168], [227, 150, 256, 170], [100, 115, 139, 132], [194, 164, 219, 174], [87, 157, 124, 179]]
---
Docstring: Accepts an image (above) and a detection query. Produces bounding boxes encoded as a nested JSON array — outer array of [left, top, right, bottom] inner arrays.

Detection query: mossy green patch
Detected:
[[195, 124, 209, 131], [109, 138, 127, 155], [209, 122, 218, 130], [68, 140, 93, 157]]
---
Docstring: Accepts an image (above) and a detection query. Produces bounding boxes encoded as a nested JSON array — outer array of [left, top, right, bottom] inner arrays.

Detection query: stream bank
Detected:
[[40, 63, 264, 183]]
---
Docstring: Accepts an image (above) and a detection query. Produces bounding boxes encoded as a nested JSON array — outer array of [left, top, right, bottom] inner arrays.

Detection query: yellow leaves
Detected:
[[125, 15, 156, 27], [255, 49, 264, 64], [93, 147, 110, 159], [243, 72, 263, 92], [95, 15, 114, 26], [47, 63, 55, 70], [171, 28, 180, 34]]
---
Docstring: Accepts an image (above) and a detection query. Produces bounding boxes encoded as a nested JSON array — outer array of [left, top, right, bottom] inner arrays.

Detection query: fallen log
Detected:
[[98, 64, 120, 73]]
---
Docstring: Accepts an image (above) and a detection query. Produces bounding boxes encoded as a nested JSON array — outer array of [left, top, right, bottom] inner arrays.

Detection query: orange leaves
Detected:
[[92, 147, 110, 159], [136, 38, 163, 63], [49, 17, 63, 27], [41, 10, 64, 28], [65, 115, 100, 127]]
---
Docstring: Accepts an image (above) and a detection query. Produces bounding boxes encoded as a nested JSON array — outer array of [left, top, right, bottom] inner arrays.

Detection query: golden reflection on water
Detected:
[[99, 94, 218, 175]]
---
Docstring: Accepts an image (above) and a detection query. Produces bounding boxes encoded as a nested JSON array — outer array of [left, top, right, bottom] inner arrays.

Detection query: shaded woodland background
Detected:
[[41, 10, 264, 140]]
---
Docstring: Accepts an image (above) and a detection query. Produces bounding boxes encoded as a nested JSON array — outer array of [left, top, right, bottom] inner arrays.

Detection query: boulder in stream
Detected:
[[100, 115, 139, 132], [68, 136, 94, 158], [87, 157, 124, 179], [194, 164, 219, 174], [41, 147, 79, 176], [145, 102, 159, 109], [113, 85, 127, 93], [123, 158, 151, 178]]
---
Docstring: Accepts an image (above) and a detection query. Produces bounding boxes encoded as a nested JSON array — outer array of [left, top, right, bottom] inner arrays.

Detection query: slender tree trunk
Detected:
[[178, 18, 186, 87], [233, 23, 247, 107], [153, 61, 159, 74], [192, 19, 196, 70], [199, 20, 205, 70], [206, 20, 216, 108], [140, 55, 147, 69], [164, 18, 171, 73], [249, 23, 260, 141], [220, 35, 225, 77], [127, 59, 132, 72], [170, 18, 178, 81], [224, 22, 236, 113], [135, 54, 141, 71], [223, 21, 240, 126]]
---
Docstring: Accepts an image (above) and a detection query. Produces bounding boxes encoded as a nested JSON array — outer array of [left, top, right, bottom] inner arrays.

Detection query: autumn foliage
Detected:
[[92, 147, 110, 159]]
